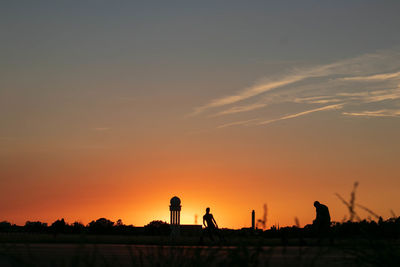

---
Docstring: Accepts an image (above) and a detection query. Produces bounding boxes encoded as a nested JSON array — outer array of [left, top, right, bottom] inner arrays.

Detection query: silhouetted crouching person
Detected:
[[200, 207, 224, 244], [313, 201, 333, 244]]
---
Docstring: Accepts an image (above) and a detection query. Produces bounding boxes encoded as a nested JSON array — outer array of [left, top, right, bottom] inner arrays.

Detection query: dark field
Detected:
[[1, 234, 399, 266], [0, 243, 353, 267]]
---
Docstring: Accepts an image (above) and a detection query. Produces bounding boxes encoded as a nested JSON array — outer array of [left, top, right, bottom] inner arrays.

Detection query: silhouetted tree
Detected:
[[144, 220, 170, 235], [0, 221, 12, 232], [24, 221, 48, 233], [51, 218, 67, 236], [88, 218, 114, 234], [71, 221, 85, 234]]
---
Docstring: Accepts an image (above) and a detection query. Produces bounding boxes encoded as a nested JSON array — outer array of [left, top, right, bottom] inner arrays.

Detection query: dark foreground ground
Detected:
[[0, 243, 356, 267], [0, 234, 399, 266]]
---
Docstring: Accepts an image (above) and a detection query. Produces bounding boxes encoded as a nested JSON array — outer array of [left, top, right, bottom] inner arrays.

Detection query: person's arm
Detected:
[[203, 217, 206, 227], [314, 208, 322, 225], [313, 208, 318, 224], [212, 216, 218, 228]]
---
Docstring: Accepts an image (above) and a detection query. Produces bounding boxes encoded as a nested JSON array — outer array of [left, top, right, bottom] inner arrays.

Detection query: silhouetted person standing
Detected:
[[313, 201, 332, 244], [200, 207, 223, 243], [203, 207, 217, 229]]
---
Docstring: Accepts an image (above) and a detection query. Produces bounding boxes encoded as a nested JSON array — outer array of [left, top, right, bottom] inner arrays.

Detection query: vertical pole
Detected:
[[178, 211, 180, 225], [252, 210, 255, 230]]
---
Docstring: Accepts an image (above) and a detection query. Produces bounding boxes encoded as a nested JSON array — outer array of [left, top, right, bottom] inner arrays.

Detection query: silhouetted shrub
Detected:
[[0, 221, 12, 232], [51, 218, 67, 236], [144, 220, 170, 235], [71, 221, 85, 234], [88, 218, 114, 234], [24, 221, 48, 233]]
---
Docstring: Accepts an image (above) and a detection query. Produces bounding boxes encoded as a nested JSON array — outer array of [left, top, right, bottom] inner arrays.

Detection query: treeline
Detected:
[[254, 216, 400, 239], [222, 216, 400, 240], [0, 218, 170, 236], [1, 217, 399, 238]]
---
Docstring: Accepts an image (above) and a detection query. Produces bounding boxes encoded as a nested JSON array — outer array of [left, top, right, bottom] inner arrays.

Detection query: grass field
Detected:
[[0, 243, 355, 267], [1, 233, 399, 266], [3, 232, 396, 246]]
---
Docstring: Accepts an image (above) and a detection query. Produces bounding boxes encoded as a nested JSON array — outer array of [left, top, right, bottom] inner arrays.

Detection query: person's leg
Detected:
[[217, 229, 226, 242], [208, 228, 215, 241], [200, 229, 205, 244], [314, 223, 323, 245], [324, 225, 334, 245], [317, 223, 330, 245]]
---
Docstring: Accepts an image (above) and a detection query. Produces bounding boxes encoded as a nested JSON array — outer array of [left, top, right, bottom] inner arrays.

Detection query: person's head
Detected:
[[314, 201, 320, 208], [206, 207, 210, 213]]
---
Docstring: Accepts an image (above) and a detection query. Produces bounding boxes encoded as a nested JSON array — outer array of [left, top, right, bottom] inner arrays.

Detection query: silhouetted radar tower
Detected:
[[170, 196, 181, 225]]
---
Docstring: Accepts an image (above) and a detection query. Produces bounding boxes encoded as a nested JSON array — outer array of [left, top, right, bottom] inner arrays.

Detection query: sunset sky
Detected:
[[1, 1, 400, 229]]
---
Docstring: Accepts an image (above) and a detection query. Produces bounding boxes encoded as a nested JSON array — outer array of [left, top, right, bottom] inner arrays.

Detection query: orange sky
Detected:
[[2, 114, 399, 229]]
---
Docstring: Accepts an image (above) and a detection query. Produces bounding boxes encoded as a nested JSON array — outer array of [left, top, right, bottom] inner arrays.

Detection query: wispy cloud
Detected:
[[340, 71, 400, 81], [217, 104, 343, 128], [363, 88, 400, 103], [212, 103, 267, 117], [294, 96, 342, 104], [193, 50, 400, 115], [217, 119, 261, 129], [257, 104, 343, 125], [190, 48, 400, 128], [191, 75, 305, 116], [343, 109, 400, 117], [192, 65, 335, 115]]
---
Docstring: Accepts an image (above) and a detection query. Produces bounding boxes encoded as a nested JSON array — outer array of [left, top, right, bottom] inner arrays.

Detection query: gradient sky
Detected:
[[1, 1, 400, 229]]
